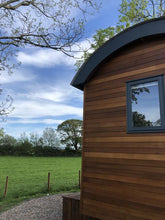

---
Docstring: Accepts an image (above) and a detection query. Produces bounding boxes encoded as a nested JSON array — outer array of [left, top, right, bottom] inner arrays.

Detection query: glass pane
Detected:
[[131, 80, 161, 127]]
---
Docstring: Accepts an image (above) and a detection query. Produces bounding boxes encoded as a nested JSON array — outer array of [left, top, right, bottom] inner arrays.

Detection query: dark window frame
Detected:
[[126, 75, 165, 133]]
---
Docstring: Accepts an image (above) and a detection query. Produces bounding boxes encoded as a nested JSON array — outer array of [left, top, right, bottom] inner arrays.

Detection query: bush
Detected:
[[0, 143, 81, 157]]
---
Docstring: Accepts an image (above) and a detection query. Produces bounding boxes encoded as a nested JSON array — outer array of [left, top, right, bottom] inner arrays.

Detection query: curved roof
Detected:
[[71, 17, 165, 90]]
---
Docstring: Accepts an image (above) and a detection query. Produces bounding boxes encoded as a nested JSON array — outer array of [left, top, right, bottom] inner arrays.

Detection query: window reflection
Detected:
[[131, 81, 161, 127]]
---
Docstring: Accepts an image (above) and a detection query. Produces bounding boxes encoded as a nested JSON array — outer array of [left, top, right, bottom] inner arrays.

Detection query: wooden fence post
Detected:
[[4, 176, 8, 198], [48, 172, 50, 192]]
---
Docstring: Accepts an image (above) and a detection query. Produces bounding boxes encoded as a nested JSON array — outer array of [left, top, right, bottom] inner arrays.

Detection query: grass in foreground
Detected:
[[0, 156, 81, 212]]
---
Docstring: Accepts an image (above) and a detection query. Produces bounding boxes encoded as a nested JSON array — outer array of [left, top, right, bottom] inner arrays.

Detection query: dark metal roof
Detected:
[[71, 17, 165, 90]]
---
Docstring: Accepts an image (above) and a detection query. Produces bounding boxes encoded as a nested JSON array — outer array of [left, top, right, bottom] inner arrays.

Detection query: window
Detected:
[[126, 75, 165, 133]]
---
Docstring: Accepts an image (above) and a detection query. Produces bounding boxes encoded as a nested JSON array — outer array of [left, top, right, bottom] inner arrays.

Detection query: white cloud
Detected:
[[2, 72, 83, 123], [5, 118, 64, 125], [30, 88, 66, 102], [16, 38, 93, 68], [42, 119, 64, 124], [10, 99, 83, 119], [17, 49, 75, 67], [0, 69, 36, 84], [34, 90, 64, 102], [28, 84, 83, 103]]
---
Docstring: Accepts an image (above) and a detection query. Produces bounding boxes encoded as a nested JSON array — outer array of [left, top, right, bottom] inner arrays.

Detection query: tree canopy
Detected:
[[75, 0, 165, 69], [133, 111, 153, 127], [42, 127, 60, 148], [0, 128, 5, 137], [1, 0, 100, 73], [0, 0, 100, 118], [57, 119, 83, 151]]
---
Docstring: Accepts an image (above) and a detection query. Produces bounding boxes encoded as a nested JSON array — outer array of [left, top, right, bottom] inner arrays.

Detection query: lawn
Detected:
[[0, 156, 81, 211]]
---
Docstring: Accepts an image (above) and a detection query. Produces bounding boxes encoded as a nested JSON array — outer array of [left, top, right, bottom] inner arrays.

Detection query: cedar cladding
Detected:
[[81, 37, 165, 220]]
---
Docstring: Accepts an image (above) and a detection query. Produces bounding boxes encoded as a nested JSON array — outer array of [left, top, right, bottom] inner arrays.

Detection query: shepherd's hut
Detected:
[[70, 17, 165, 219]]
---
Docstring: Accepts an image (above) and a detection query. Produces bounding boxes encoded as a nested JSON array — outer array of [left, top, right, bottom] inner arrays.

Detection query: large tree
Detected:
[[42, 127, 60, 148], [57, 119, 82, 151], [75, 0, 165, 69], [0, 0, 100, 117]]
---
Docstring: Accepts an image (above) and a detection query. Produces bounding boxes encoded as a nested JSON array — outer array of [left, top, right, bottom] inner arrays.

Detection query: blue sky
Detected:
[[1, 0, 121, 137]]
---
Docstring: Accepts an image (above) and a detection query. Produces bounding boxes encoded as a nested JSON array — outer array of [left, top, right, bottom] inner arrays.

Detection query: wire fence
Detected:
[[0, 170, 81, 202]]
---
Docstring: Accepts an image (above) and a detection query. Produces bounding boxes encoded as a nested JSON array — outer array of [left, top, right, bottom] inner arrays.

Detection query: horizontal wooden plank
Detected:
[[83, 141, 165, 148], [82, 200, 148, 220], [84, 126, 126, 132], [85, 103, 126, 111], [83, 194, 165, 219], [87, 62, 165, 85], [83, 165, 165, 181], [85, 86, 126, 101], [85, 70, 165, 94], [84, 117, 126, 124], [83, 172, 165, 188], [85, 96, 126, 107], [83, 141, 165, 154], [83, 176, 165, 195], [84, 121, 126, 128], [83, 146, 165, 154], [84, 162, 165, 175], [84, 152, 165, 161], [84, 116, 125, 124], [82, 199, 127, 220], [84, 131, 128, 138], [84, 136, 165, 143], [85, 85, 125, 95], [83, 130, 165, 137], [85, 107, 126, 119], [83, 157, 165, 168], [86, 91, 126, 102], [83, 183, 165, 208]]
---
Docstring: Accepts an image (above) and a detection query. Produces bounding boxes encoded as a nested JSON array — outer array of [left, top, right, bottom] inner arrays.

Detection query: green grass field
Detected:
[[0, 156, 81, 211]]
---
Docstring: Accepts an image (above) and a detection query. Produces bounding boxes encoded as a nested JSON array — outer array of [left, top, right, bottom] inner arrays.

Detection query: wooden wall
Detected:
[[81, 37, 165, 220]]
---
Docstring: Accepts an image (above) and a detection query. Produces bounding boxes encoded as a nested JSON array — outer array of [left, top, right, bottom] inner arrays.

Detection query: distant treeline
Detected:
[[0, 120, 82, 156], [0, 142, 81, 157]]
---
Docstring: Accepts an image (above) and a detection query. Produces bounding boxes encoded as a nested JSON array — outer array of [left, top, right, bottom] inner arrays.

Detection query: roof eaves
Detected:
[[71, 17, 165, 91]]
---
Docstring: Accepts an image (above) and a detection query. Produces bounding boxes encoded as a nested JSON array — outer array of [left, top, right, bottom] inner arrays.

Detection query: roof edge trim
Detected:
[[71, 17, 165, 90]]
